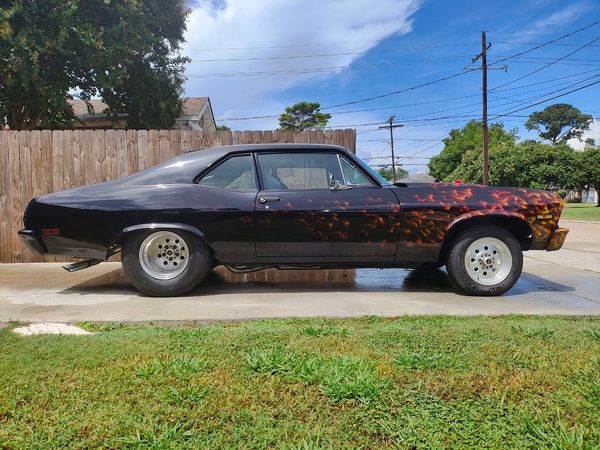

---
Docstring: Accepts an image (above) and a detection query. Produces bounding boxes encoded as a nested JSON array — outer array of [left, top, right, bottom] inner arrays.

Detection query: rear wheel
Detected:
[[122, 230, 213, 297], [446, 225, 522, 296]]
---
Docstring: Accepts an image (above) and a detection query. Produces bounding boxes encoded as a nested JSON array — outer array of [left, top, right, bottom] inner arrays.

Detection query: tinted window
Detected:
[[341, 157, 375, 187], [257, 153, 344, 190], [197, 155, 257, 190]]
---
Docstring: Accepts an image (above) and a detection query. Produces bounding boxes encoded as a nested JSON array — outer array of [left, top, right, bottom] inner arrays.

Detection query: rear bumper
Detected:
[[18, 229, 46, 255], [546, 227, 569, 251]]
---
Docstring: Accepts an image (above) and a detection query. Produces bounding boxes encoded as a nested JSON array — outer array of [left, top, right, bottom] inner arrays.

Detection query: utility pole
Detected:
[[379, 116, 404, 183], [464, 31, 507, 186]]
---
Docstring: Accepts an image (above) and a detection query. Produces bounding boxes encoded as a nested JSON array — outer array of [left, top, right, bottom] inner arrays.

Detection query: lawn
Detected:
[[562, 203, 600, 222], [1, 317, 600, 449]]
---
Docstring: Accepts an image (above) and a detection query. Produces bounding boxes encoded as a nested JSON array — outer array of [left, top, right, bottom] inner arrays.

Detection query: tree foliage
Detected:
[[525, 103, 592, 145], [278, 101, 331, 131], [576, 147, 600, 206], [378, 166, 408, 182], [428, 120, 517, 181], [0, 0, 189, 130], [450, 141, 579, 190]]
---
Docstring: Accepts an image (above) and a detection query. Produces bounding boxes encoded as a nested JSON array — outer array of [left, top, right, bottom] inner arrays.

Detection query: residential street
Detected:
[[0, 220, 598, 323]]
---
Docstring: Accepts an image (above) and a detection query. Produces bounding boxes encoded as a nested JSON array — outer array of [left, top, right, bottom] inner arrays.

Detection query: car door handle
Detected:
[[258, 196, 281, 204]]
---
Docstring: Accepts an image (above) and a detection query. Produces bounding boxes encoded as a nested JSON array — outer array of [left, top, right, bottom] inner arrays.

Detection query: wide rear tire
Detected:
[[446, 225, 522, 296], [121, 229, 213, 297]]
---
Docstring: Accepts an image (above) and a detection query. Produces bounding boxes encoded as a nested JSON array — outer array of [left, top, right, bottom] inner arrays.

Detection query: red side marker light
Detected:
[[454, 179, 464, 184], [41, 229, 60, 236]]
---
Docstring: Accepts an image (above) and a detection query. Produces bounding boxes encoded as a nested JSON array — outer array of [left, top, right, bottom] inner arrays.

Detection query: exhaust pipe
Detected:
[[62, 259, 102, 272]]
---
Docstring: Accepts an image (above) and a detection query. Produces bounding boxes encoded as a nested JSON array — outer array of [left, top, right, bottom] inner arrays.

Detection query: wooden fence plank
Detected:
[[8, 131, 22, 262], [148, 130, 159, 167], [116, 130, 128, 178], [62, 130, 74, 190], [19, 131, 33, 263], [137, 130, 149, 171], [169, 130, 180, 159], [127, 130, 139, 174], [0, 132, 10, 263], [180, 130, 191, 154], [159, 130, 170, 163], [105, 130, 117, 182], [28, 131, 43, 262]]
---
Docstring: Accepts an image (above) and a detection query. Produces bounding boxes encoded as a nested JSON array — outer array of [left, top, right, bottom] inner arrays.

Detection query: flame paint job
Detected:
[[19, 144, 566, 266]]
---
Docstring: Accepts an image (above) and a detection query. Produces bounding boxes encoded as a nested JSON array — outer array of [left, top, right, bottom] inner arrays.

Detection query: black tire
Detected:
[[121, 229, 213, 297], [446, 225, 522, 296]]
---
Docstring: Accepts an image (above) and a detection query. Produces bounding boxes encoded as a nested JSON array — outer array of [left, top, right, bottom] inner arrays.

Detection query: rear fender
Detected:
[[110, 223, 214, 258]]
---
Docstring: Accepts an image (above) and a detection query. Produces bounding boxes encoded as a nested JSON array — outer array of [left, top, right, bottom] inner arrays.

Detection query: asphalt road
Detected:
[[0, 220, 598, 323]]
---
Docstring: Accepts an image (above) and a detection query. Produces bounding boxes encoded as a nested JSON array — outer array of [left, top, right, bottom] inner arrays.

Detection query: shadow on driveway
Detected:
[[58, 266, 575, 297]]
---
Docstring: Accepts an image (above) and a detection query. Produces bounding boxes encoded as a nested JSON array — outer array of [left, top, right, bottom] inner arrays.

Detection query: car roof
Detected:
[[118, 143, 354, 186], [189, 143, 351, 159]]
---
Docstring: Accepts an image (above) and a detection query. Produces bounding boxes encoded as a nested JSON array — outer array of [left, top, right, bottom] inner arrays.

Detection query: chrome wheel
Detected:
[[139, 231, 189, 280], [464, 237, 512, 286]]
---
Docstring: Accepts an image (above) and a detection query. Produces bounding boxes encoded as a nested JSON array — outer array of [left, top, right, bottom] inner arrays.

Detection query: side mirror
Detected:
[[329, 172, 335, 188]]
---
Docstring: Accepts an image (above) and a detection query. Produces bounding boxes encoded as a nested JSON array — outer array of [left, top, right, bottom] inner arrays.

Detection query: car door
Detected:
[[254, 151, 401, 264], [193, 153, 258, 264]]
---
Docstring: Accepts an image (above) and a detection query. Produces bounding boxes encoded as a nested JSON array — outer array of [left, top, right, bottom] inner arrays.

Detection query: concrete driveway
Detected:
[[1, 220, 598, 322]]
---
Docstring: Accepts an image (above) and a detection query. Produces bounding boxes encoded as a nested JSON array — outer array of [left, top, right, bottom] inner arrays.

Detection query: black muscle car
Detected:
[[19, 144, 568, 297]]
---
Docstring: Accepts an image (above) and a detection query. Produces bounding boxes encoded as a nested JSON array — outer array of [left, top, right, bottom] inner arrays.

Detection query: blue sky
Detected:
[[182, 0, 600, 174]]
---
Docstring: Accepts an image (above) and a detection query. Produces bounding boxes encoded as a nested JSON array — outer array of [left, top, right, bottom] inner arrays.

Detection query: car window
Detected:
[[340, 157, 375, 187], [257, 153, 344, 190], [197, 155, 257, 190]]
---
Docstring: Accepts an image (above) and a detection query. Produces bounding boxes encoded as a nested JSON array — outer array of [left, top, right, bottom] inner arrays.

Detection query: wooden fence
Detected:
[[0, 129, 356, 263]]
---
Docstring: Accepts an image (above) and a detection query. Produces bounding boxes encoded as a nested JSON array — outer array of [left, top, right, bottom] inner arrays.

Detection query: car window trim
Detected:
[[255, 150, 344, 192], [193, 152, 259, 191], [339, 155, 378, 188], [254, 150, 381, 192]]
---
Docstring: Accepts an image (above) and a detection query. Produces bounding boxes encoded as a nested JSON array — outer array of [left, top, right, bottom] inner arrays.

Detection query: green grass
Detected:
[[1, 317, 600, 448], [562, 203, 600, 221]]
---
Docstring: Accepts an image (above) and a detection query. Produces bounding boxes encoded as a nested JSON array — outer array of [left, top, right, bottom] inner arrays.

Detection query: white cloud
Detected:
[[182, 0, 422, 128], [527, 3, 589, 35], [510, 2, 591, 38], [568, 118, 600, 150]]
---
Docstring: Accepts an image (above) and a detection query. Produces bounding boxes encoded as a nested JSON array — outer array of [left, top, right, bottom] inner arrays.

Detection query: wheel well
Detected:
[[439, 216, 532, 264], [111, 225, 216, 260]]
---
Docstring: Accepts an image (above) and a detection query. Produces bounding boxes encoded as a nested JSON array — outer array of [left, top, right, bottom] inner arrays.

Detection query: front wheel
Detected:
[[446, 225, 523, 296], [121, 229, 213, 297]]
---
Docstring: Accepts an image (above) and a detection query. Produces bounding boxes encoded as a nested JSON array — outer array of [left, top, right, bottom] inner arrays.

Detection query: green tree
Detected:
[[378, 166, 408, 182], [576, 147, 600, 206], [278, 101, 331, 131], [0, 0, 189, 130], [525, 103, 592, 145], [216, 125, 231, 131], [450, 141, 579, 190], [428, 120, 517, 181]]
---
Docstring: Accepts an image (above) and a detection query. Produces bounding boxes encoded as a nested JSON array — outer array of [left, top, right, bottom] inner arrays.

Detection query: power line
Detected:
[[489, 20, 600, 65], [188, 50, 473, 63], [491, 78, 600, 119], [188, 41, 477, 52], [321, 70, 478, 110], [186, 56, 471, 78], [494, 41, 600, 47], [358, 137, 440, 143], [217, 68, 600, 121], [490, 35, 600, 90]]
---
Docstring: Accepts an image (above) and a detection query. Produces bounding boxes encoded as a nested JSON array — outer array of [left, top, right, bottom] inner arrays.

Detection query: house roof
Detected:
[[68, 97, 212, 121], [68, 99, 114, 119]]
